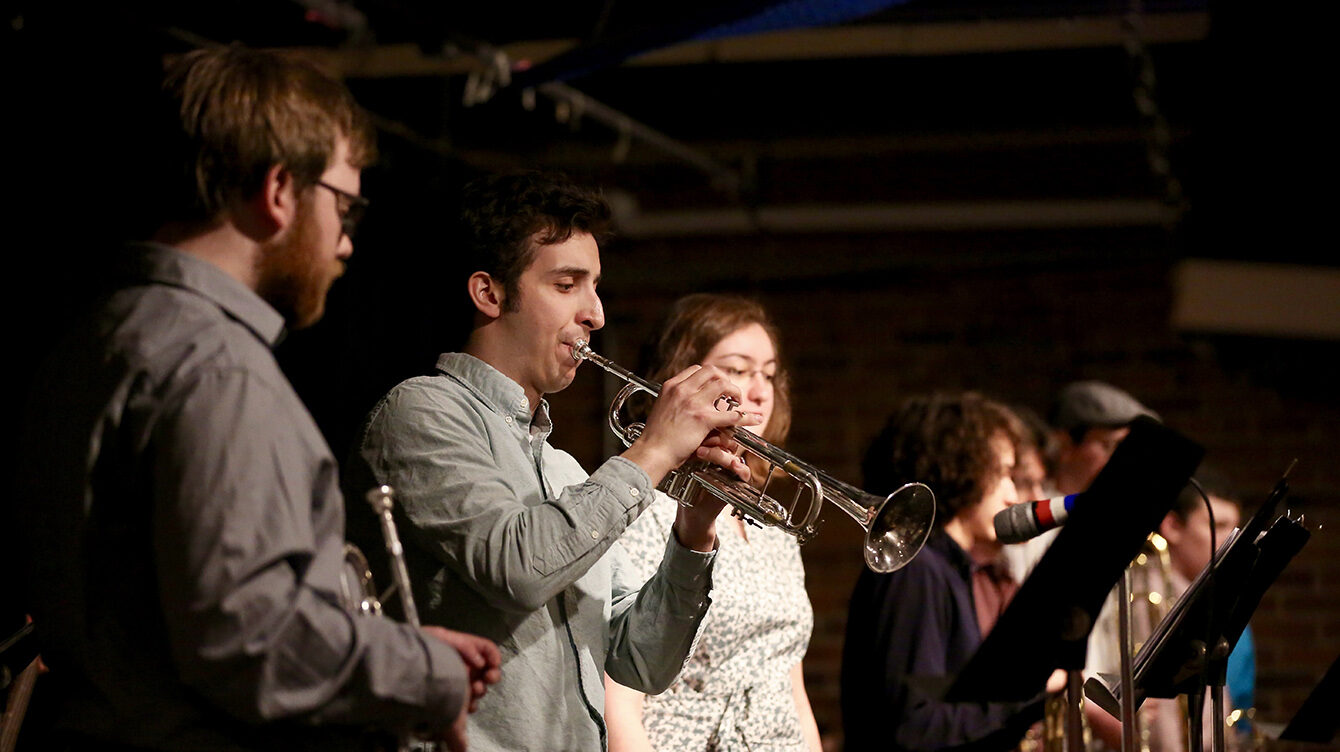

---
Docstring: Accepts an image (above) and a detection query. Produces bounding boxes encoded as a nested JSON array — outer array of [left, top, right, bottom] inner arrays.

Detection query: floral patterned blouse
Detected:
[[619, 493, 814, 751]]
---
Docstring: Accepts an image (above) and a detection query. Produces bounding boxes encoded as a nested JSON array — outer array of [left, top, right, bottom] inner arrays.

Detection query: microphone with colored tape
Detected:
[[994, 494, 1078, 544]]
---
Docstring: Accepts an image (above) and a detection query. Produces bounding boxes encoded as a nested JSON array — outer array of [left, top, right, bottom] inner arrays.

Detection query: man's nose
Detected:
[[580, 291, 605, 331]]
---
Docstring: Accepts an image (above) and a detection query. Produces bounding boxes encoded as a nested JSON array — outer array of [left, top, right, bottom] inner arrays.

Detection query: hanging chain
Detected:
[[1123, 1, 1186, 218]]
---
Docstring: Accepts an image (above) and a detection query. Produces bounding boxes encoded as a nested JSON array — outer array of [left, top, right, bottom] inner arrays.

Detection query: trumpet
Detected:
[[571, 339, 935, 573], [339, 485, 422, 627], [339, 485, 433, 752]]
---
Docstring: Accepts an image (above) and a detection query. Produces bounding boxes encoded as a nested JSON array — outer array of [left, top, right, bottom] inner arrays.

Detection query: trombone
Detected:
[[572, 339, 935, 573]]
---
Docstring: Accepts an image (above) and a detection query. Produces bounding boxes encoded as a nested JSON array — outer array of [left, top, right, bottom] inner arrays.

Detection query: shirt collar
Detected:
[[928, 528, 975, 581], [435, 352, 547, 430], [122, 242, 287, 347]]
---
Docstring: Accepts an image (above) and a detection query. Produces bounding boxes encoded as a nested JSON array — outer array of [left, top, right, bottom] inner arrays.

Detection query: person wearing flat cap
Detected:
[[1020, 381, 1170, 750], [1003, 380, 1159, 580], [1049, 380, 1159, 497]]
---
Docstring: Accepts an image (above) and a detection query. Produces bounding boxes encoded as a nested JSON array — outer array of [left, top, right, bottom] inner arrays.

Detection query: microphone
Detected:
[[994, 495, 1078, 544]]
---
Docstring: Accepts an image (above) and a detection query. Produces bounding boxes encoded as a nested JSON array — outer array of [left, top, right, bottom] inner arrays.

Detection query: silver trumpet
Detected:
[[339, 485, 422, 627], [339, 485, 434, 752], [572, 339, 935, 573]]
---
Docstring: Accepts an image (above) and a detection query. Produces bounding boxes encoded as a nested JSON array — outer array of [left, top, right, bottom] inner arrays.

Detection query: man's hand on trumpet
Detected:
[[621, 364, 759, 485], [620, 364, 761, 552]]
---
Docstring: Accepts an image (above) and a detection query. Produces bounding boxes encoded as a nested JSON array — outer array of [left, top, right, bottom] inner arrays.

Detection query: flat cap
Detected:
[[1052, 381, 1158, 431]]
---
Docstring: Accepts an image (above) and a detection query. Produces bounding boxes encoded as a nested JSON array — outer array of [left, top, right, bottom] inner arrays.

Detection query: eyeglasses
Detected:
[[317, 181, 370, 239]]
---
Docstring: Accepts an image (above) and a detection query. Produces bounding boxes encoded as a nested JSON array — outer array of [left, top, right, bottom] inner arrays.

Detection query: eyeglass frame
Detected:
[[316, 180, 370, 239]]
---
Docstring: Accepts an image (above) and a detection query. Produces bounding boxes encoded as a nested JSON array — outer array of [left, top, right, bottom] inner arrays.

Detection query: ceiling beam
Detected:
[[295, 12, 1208, 80], [612, 198, 1181, 238]]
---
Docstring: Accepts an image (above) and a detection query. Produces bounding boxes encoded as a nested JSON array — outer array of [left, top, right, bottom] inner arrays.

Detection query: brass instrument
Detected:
[[339, 485, 421, 626], [1123, 533, 1180, 752], [1035, 534, 1177, 752], [339, 542, 382, 617], [571, 339, 936, 573], [339, 485, 433, 752]]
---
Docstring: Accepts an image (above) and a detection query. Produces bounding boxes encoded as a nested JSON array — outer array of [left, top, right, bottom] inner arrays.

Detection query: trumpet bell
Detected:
[[864, 482, 936, 574]]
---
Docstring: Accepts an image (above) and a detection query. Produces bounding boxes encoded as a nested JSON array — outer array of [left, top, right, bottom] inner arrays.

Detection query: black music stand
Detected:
[[1279, 652, 1340, 744], [1085, 469, 1310, 752], [944, 416, 1203, 726]]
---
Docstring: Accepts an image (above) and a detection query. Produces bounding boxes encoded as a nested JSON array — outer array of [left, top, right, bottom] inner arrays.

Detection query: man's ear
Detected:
[[1052, 430, 1075, 453], [1158, 512, 1183, 544], [468, 271, 505, 319], [244, 163, 299, 237]]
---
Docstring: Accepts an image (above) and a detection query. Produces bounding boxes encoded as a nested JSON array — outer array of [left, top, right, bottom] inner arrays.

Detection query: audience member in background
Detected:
[[842, 393, 1065, 752], [605, 294, 822, 752]]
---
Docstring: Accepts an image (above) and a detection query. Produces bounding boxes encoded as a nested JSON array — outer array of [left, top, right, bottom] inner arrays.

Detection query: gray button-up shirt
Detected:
[[349, 352, 716, 752], [15, 244, 467, 751]]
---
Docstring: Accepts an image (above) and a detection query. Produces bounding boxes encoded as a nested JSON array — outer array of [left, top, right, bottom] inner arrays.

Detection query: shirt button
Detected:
[[591, 530, 600, 539], [629, 487, 640, 497], [504, 416, 513, 424]]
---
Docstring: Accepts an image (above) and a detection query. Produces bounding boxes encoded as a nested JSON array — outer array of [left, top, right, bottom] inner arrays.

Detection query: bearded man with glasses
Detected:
[[12, 46, 496, 752]]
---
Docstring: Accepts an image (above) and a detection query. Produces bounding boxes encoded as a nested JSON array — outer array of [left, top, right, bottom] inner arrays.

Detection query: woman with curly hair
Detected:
[[842, 392, 1064, 752], [605, 293, 820, 752]]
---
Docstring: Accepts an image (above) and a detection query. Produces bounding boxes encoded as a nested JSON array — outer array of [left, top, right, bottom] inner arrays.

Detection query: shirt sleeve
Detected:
[[604, 519, 716, 694], [358, 383, 660, 613], [860, 565, 1045, 752], [612, 492, 678, 587], [151, 366, 467, 733]]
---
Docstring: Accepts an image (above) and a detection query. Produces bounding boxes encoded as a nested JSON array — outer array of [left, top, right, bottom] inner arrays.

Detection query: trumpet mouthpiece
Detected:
[[571, 339, 591, 362]]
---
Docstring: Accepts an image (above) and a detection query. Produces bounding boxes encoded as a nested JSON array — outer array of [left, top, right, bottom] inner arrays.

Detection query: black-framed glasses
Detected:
[[317, 181, 370, 239]]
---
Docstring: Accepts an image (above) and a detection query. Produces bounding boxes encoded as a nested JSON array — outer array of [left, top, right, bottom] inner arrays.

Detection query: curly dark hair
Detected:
[[456, 171, 611, 314], [863, 392, 1023, 525]]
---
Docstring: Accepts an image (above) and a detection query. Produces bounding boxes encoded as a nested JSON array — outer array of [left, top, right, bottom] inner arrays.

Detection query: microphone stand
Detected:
[[1055, 607, 1090, 752]]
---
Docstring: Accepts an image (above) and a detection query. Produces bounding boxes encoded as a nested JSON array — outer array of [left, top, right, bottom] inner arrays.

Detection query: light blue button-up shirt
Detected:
[[350, 352, 716, 751]]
